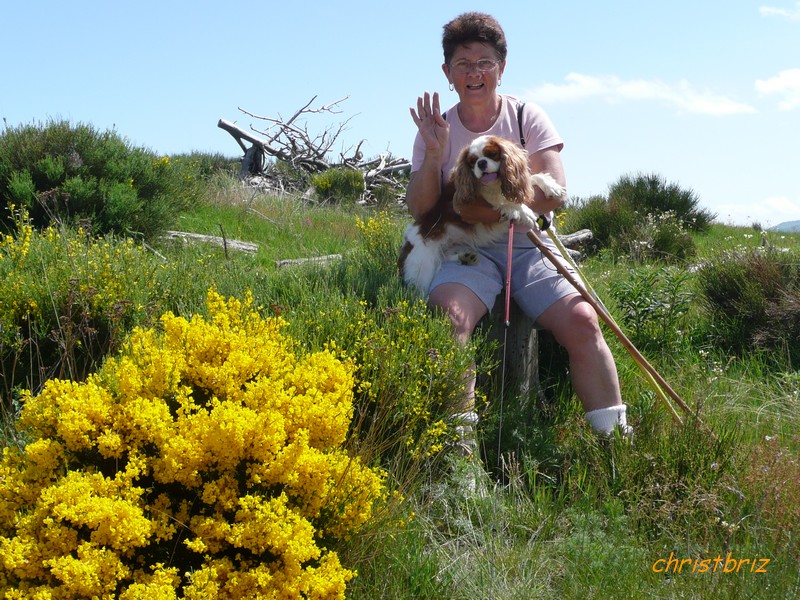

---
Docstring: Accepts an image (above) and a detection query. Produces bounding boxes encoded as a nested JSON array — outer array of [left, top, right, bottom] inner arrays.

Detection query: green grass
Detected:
[[693, 222, 800, 256], [174, 197, 362, 267], [2, 175, 799, 599], [171, 172, 406, 267]]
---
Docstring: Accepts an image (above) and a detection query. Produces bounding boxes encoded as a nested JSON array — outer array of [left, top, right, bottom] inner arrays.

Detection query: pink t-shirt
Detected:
[[411, 94, 564, 185]]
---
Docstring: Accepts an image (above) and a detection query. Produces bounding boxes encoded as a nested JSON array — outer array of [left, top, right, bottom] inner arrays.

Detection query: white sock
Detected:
[[452, 411, 479, 427], [584, 405, 632, 437]]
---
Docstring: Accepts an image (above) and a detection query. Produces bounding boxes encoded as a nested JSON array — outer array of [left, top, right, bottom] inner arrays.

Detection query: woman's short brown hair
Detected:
[[442, 12, 507, 65]]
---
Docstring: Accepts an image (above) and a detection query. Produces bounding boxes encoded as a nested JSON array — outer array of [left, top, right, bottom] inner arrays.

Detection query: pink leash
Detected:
[[504, 220, 514, 326]]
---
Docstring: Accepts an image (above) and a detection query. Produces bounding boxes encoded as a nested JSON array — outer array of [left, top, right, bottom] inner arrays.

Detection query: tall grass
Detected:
[[1, 167, 799, 598]]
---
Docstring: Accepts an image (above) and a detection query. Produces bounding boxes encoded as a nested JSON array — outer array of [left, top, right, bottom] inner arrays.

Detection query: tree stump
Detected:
[[483, 300, 543, 412]]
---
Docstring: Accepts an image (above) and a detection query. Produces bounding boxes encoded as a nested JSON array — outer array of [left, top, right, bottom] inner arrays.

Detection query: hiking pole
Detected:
[[497, 220, 514, 468], [524, 227, 701, 428]]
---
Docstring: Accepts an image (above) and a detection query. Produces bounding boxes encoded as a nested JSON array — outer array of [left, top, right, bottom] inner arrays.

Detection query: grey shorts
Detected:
[[429, 229, 580, 323]]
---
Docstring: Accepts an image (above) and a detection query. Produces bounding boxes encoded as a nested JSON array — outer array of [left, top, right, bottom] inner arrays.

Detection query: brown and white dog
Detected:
[[398, 134, 566, 292]]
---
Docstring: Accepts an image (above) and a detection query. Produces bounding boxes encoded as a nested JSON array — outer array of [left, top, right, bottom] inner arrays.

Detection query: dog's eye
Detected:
[[484, 148, 501, 161]]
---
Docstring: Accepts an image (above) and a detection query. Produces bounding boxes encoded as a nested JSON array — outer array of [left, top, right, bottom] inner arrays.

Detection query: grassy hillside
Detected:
[[1, 172, 798, 599], [144, 183, 800, 597]]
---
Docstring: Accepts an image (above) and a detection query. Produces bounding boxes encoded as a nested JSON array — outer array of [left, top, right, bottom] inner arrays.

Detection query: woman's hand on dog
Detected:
[[457, 197, 502, 224]]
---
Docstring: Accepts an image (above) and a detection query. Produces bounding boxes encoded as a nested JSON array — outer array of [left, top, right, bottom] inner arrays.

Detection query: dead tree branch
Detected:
[[219, 96, 411, 203], [235, 96, 356, 173]]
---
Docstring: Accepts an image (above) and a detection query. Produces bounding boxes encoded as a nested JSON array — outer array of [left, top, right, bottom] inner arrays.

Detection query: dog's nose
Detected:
[[476, 158, 487, 171]]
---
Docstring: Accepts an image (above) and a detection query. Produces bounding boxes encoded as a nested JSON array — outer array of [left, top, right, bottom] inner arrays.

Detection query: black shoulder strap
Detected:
[[516, 101, 526, 148], [442, 101, 526, 147]]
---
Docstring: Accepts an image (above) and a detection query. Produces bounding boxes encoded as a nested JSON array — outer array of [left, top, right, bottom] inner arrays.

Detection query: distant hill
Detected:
[[771, 220, 800, 233]]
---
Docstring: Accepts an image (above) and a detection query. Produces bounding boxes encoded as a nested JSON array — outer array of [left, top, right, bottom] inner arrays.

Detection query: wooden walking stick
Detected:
[[525, 227, 706, 430]]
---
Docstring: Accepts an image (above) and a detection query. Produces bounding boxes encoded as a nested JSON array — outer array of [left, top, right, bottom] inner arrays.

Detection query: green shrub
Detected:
[[608, 265, 694, 352], [697, 247, 800, 362], [611, 211, 697, 263], [311, 168, 365, 204], [608, 172, 715, 232], [562, 174, 714, 257], [0, 120, 198, 240], [560, 194, 638, 250]]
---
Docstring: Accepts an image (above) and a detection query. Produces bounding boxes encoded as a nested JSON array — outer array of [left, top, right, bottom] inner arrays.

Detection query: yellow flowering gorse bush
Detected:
[[296, 296, 476, 475], [0, 290, 385, 599], [0, 205, 37, 328], [283, 212, 484, 477]]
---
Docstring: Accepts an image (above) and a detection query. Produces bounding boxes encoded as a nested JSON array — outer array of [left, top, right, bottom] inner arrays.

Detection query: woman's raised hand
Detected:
[[410, 91, 449, 155]]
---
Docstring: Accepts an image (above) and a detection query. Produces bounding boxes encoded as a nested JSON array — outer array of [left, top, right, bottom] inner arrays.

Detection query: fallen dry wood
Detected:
[[559, 229, 593, 248], [274, 254, 342, 268], [164, 231, 258, 254]]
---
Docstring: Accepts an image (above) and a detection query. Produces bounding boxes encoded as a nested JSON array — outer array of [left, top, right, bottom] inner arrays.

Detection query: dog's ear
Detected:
[[452, 146, 478, 209], [499, 141, 534, 204]]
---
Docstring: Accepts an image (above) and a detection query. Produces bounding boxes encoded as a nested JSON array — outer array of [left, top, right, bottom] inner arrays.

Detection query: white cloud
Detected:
[[755, 68, 800, 110], [714, 196, 800, 228], [759, 2, 800, 21], [764, 195, 800, 214], [527, 73, 757, 116]]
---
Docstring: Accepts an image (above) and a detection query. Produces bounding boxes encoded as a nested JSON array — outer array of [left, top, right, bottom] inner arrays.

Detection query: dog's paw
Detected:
[[532, 173, 566, 199], [501, 205, 537, 229], [458, 251, 479, 265]]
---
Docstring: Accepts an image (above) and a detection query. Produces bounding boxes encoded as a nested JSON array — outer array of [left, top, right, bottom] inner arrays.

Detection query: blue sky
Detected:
[[3, 1, 799, 226]]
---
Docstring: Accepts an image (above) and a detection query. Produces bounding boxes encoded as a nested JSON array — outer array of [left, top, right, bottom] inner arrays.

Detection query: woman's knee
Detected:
[[428, 283, 487, 341], [543, 297, 603, 349], [570, 301, 602, 336]]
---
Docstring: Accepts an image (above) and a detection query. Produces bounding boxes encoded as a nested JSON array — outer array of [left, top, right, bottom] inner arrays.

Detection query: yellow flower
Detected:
[[0, 288, 385, 597]]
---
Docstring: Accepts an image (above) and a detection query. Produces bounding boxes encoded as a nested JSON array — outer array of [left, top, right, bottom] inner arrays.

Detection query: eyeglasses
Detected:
[[449, 59, 499, 74]]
